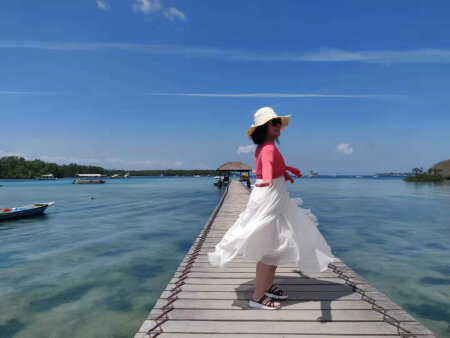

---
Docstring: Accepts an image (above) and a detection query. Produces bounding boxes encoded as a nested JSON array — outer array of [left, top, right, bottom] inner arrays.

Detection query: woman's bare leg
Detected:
[[264, 265, 277, 289], [251, 261, 280, 306], [263, 264, 287, 297]]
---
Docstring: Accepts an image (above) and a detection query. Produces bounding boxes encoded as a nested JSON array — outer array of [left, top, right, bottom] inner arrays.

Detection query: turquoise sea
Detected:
[[0, 177, 449, 337]]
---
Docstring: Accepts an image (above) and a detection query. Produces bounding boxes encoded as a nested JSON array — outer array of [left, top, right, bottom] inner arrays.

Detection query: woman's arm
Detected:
[[286, 165, 302, 177], [255, 145, 275, 188]]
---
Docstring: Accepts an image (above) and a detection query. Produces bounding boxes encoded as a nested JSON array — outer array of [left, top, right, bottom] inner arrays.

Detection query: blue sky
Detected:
[[1, 0, 449, 174]]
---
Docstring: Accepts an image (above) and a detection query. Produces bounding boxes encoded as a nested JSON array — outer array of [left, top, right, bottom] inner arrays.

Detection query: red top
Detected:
[[254, 141, 302, 183]]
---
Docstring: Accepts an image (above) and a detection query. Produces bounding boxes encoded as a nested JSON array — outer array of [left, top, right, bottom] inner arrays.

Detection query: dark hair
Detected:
[[250, 121, 280, 145]]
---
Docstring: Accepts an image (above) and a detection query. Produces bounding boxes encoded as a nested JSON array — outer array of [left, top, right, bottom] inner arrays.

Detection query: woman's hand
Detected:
[[255, 179, 273, 188]]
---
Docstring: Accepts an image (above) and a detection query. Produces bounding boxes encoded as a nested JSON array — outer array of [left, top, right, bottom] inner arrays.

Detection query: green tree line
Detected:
[[0, 156, 219, 179], [403, 166, 444, 182]]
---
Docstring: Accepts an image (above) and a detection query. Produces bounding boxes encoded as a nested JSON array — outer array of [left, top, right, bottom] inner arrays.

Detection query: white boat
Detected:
[[37, 174, 57, 180], [73, 174, 106, 184], [309, 170, 318, 178], [193, 175, 201, 177], [110, 174, 121, 179], [213, 176, 229, 186], [124, 172, 131, 178]]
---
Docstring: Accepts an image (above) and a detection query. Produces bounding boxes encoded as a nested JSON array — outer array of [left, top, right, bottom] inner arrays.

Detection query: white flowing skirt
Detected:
[[207, 175, 335, 275]]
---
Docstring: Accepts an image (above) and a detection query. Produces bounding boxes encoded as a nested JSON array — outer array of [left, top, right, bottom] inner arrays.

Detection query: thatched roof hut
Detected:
[[432, 159, 450, 178], [216, 161, 252, 171], [216, 161, 253, 188]]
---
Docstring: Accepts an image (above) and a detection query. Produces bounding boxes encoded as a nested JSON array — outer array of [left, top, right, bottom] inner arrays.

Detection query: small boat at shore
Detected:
[[213, 176, 229, 187], [0, 202, 54, 221], [73, 174, 106, 184]]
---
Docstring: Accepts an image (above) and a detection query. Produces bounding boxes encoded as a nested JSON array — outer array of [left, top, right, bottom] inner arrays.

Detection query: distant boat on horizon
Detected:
[[309, 170, 318, 178], [36, 174, 57, 180], [73, 174, 106, 184]]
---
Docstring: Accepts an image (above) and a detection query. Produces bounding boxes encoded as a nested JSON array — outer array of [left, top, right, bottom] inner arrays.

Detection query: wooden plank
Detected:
[[136, 334, 406, 338], [167, 277, 370, 285], [147, 308, 398, 321], [139, 320, 400, 335], [156, 290, 396, 302], [172, 272, 359, 279], [151, 298, 382, 310], [164, 283, 359, 292]]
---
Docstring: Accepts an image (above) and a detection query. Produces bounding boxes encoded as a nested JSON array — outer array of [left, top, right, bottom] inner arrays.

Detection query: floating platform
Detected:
[[135, 180, 435, 338]]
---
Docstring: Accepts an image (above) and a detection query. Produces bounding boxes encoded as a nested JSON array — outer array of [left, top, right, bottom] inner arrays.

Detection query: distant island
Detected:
[[0, 156, 219, 179], [403, 162, 448, 182], [375, 172, 411, 177]]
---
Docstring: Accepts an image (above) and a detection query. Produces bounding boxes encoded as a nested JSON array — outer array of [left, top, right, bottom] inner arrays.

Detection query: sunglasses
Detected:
[[270, 118, 282, 127]]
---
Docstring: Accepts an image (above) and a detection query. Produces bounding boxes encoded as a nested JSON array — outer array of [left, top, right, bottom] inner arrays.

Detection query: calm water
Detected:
[[0, 177, 449, 337]]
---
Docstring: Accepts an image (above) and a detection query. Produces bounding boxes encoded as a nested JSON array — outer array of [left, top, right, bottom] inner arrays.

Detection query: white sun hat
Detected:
[[246, 106, 292, 137]]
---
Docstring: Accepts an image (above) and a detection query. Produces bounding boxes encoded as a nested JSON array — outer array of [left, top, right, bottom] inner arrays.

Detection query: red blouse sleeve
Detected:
[[261, 144, 275, 181]]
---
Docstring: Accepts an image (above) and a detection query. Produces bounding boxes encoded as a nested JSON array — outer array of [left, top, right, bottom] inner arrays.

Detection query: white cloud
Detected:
[[130, 159, 183, 168], [297, 48, 450, 64], [0, 91, 60, 95], [69, 158, 101, 164], [164, 7, 186, 21], [38, 155, 100, 165], [106, 158, 123, 163], [131, 0, 186, 21], [0, 149, 24, 157], [96, 0, 110, 10], [336, 143, 354, 155], [237, 145, 256, 154], [39, 155, 66, 162], [142, 92, 400, 99], [132, 0, 161, 14], [0, 150, 186, 169], [3, 42, 449, 63]]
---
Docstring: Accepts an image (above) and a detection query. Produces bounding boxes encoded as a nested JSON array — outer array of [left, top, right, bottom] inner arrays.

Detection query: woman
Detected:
[[208, 106, 335, 310]]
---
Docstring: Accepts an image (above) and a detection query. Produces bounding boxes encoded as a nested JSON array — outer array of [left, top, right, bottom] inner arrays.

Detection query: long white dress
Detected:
[[207, 175, 335, 275]]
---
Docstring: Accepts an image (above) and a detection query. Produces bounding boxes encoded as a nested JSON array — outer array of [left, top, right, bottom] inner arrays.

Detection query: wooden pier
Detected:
[[135, 180, 435, 338]]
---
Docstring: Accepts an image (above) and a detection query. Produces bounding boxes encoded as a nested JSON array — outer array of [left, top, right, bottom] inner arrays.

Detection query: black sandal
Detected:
[[248, 294, 281, 309], [264, 284, 288, 299]]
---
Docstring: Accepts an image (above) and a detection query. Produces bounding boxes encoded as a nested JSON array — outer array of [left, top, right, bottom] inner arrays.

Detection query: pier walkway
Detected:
[[135, 180, 435, 338]]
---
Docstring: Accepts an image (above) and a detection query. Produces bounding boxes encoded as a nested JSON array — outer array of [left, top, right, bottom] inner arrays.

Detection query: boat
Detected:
[[213, 175, 229, 187], [0, 202, 54, 221], [309, 170, 318, 178], [124, 172, 131, 178], [36, 174, 57, 180], [110, 174, 121, 179], [193, 175, 201, 177], [73, 174, 106, 184]]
